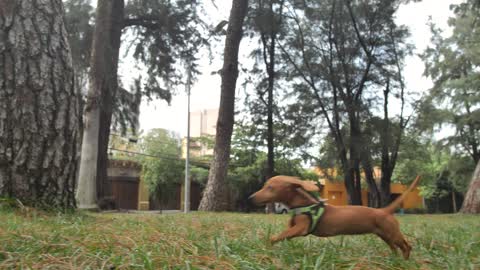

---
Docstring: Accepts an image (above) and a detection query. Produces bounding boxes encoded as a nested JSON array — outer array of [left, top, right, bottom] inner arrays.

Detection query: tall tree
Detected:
[[75, 0, 206, 207], [199, 0, 249, 211], [420, 0, 480, 213], [0, 0, 80, 208], [64, 0, 143, 136], [280, 0, 411, 205], [249, 0, 286, 179], [420, 0, 480, 164], [136, 129, 184, 206], [243, 0, 286, 213], [76, 0, 124, 209]]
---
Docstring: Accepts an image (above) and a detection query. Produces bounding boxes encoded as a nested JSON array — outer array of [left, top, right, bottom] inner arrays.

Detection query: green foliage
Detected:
[[420, 0, 480, 163], [195, 134, 215, 150], [190, 166, 209, 185], [1, 210, 479, 269], [276, 0, 414, 200], [64, 0, 93, 88], [136, 129, 184, 195], [393, 133, 475, 199], [241, 0, 288, 162], [124, 0, 208, 102], [227, 125, 318, 209], [230, 124, 314, 182], [64, 0, 208, 134]]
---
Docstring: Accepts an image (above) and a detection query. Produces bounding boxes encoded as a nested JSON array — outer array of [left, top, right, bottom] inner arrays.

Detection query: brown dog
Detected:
[[249, 175, 421, 259]]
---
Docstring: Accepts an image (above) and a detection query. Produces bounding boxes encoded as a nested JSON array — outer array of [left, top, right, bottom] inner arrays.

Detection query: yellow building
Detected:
[[106, 159, 150, 210], [315, 168, 423, 209]]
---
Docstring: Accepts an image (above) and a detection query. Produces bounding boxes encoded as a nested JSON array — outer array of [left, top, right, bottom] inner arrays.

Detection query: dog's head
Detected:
[[248, 175, 320, 206]]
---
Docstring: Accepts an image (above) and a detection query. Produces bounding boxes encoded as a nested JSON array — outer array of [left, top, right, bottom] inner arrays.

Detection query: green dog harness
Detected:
[[288, 182, 326, 234], [289, 201, 325, 234]]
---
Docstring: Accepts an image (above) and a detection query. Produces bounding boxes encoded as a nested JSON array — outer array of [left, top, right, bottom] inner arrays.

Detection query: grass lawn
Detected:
[[0, 208, 479, 270]]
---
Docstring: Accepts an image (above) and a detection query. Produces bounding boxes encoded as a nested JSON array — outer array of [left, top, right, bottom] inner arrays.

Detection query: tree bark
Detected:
[[347, 112, 363, 205], [0, 0, 80, 208], [452, 190, 457, 213], [198, 0, 248, 211], [76, 0, 124, 209], [460, 159, 480, 214], [343, 163, 362, 205], [361, 152, 381, 208], [379, 82, 391, 207]]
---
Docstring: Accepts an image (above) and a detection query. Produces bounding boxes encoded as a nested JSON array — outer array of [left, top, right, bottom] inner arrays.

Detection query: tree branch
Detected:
[[123, 16, 166, 29]]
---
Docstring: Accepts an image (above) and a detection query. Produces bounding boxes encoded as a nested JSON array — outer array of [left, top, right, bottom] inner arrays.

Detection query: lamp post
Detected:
[[184, 68, 192, 213]]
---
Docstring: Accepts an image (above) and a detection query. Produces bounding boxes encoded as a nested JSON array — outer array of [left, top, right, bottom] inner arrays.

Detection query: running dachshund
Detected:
[[249, 175, 421, 259]]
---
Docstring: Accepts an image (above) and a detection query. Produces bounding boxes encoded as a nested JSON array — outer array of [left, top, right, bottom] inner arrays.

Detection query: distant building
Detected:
[[180, 109, 218, 211], [190, 109, 218, 137], [313, 167, 423, 209], [182, 109, 218, 159]]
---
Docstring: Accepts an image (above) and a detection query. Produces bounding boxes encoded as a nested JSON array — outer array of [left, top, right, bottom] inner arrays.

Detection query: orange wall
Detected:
[[321, 181, 347, 205], [320, 180, 423, 209]]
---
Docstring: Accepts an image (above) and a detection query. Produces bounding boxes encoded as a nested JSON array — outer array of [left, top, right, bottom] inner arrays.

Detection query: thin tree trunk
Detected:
[[361, 154, 381, 208], [266, 57, 274, 180], [0, 0, 80, 208], [460, 159, 480, 214], [380, 79, 392, 207], [347, 113, 363, 205], [260, 0, 284, 213], [264, 46, 275, 213], [344, 164, 362, 205], [76, 0, 124, 209], [198, 0, 248, 211], [95, 0, 123, 202], [452, 190, 457, 213]]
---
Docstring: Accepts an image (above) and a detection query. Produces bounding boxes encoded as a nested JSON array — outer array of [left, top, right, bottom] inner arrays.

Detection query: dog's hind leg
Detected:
[[395, 237, 412, 259], [376, 233, 397, 255]]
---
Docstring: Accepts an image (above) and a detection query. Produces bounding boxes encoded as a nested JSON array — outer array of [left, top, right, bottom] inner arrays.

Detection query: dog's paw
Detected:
[[269, 236, 277, 245]]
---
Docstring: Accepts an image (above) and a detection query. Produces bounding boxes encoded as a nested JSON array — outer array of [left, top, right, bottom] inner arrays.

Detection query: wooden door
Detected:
[[110, 176, 139, 210]]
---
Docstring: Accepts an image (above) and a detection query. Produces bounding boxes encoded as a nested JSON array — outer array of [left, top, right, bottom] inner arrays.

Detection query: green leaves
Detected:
[[420, 0, 480, 163], [136, 129, 184, 194], [124, 0, 207, 91]]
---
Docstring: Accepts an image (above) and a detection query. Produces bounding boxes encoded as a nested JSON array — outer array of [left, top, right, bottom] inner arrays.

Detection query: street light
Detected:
[[184, 66, 192, 213]]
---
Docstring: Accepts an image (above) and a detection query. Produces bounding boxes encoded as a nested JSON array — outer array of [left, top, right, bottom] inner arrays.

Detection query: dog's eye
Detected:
[[267, 185, 273, 190]]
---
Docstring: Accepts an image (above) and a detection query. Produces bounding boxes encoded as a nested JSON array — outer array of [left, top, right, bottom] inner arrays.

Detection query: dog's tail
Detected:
[[382, 175, 421, 214]]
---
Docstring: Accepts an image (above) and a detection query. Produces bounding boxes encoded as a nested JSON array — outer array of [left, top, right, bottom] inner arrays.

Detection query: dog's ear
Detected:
[[277, 176, 320, 192]]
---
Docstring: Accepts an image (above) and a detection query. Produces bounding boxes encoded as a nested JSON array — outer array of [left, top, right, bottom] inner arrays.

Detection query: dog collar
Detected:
[[289, 201, 325, 234]]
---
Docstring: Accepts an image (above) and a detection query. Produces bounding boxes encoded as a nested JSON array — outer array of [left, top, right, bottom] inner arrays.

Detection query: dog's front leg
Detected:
[[270, 215, 310, 245]]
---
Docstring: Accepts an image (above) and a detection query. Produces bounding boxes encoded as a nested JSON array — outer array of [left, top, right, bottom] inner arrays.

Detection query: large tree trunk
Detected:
[[460, 159, 480, 214], [0, 0, 80, 208], [198, 0, 248, 211], [76, 0, 124, 209]]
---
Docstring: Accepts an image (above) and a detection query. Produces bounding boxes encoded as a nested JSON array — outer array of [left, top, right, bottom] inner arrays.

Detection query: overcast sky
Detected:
[[128, 0, 464, 138]]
